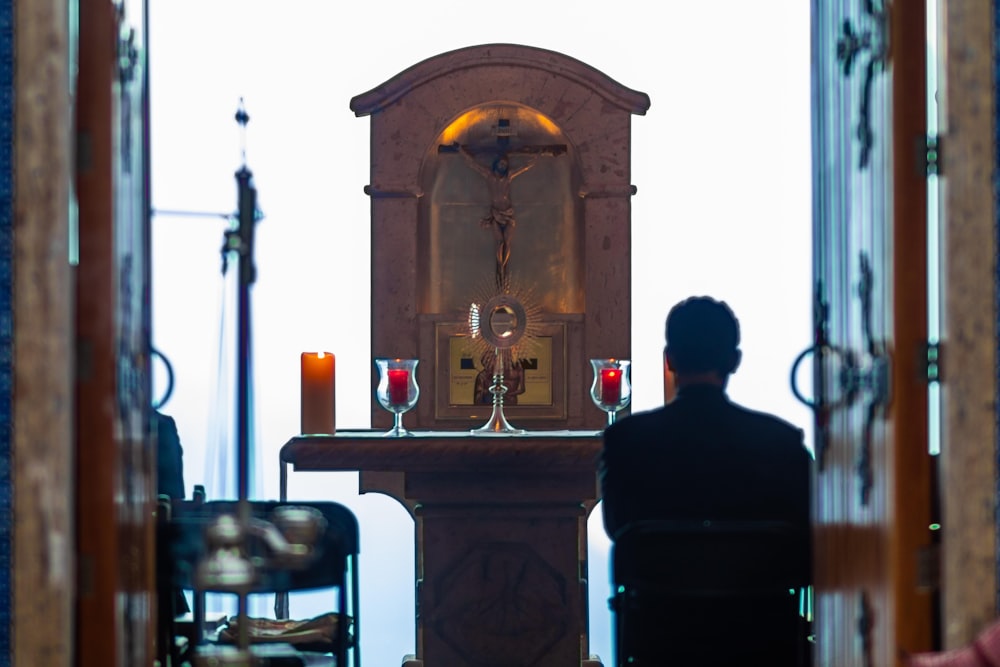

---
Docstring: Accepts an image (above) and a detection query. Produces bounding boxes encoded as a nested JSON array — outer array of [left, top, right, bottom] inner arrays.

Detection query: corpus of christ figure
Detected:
[[442, 139, 565, 291]]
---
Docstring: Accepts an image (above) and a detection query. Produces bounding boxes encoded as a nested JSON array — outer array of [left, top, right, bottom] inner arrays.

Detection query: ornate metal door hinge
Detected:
[[852, 252, 892, 408], [836, 0, 891, 170], [114, 7, 139, 169], [839, 349, 890, 407], [854, 252, 890, 506], [859, 591, 875, 667]]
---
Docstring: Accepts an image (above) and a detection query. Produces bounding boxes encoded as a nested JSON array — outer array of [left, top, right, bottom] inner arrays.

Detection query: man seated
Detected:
[[599, 296, 813, 665]]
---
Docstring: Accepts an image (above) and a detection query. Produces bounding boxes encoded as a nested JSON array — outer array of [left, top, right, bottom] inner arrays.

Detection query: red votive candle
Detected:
[[387, 368, 409, 406], [600, 367, 622, 404]]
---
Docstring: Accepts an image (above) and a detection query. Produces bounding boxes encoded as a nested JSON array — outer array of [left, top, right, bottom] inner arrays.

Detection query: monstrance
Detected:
[[467, 288, 539, 435]]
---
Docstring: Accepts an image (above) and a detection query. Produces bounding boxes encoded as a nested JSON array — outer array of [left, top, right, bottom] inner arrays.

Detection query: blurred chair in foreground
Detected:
[[159, 498, 360, 667]]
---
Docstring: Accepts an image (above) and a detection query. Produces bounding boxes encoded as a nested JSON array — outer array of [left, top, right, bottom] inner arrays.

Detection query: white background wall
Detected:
[[148, 2, 812, 663]]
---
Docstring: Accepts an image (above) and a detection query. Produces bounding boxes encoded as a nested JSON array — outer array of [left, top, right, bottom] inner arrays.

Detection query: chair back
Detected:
[[611, 519, 811, 667], [169, 500, 359, 594]]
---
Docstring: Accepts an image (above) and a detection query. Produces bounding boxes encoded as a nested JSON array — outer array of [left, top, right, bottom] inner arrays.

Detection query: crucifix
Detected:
[[440, 118, 566, 291]]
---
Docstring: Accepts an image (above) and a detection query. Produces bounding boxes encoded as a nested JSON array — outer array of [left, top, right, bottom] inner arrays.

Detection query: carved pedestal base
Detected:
[[280, 430, 604, 667]]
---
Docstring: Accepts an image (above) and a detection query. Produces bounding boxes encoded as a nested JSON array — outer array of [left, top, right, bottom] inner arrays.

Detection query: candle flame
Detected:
[[317, 352, 326, 359]]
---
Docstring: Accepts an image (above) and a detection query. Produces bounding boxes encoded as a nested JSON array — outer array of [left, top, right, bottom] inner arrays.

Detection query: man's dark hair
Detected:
[[665, 296, 741, 375]]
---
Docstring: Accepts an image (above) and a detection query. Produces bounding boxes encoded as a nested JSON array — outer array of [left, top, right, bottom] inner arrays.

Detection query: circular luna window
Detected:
[[476, 293, 527, 349]]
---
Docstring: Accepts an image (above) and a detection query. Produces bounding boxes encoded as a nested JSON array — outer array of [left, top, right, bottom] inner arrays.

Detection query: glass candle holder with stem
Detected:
[[590, 358, 632, 426], [374, 358, 420, 437]]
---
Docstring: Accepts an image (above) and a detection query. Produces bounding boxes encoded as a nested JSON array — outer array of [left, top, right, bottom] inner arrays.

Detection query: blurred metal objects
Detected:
[[192, 644, 260, 667], [195, 514, 257, 594], [271, 506, 327, 551]]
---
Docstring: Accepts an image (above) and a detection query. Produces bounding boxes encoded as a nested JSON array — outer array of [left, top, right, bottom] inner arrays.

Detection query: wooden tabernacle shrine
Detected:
[[282, 44, 649, 666]]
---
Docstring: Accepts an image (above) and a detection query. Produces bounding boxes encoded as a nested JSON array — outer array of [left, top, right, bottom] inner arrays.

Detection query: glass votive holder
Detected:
[[589, 358, 632, 426], [374, 358, 420, 437]]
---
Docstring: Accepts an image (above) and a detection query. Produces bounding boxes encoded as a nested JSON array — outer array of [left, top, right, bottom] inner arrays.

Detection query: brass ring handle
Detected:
[[790, 343, 838, 409], [151, 346, 175, 410]]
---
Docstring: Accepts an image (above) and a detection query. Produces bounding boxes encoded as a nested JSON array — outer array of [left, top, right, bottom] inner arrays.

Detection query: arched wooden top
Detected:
[[350, 43, 651, 117], [359, 43, 640, 432]]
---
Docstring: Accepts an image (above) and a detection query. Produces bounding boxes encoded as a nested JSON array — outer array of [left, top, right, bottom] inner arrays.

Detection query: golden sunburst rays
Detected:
[[466, 274, 543, 373], [465, 273, 541, 435]]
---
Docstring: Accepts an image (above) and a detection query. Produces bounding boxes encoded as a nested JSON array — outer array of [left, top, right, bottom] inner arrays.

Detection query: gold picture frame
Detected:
[[433, 320, 567, 422]]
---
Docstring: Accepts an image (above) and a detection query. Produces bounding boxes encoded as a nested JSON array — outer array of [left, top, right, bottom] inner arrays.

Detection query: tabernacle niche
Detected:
[[420, 104, 583, 315], [352, 43, 649, 430]]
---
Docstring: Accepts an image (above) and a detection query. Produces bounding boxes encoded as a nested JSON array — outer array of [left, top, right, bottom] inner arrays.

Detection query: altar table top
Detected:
[[280, 429, 604, 474]]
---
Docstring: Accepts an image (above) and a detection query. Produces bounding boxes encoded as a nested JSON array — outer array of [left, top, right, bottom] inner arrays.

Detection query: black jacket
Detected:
[[155, 411, 186, 500], [599, 384, 811, 541]]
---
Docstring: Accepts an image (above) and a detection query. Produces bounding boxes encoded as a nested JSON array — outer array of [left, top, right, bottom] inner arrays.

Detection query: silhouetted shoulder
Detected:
[[730, 401, 803, 435], [603, 406, 667, 438]]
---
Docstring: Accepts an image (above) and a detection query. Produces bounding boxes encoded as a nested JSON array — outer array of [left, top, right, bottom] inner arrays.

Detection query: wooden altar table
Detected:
[[279, 430, 604, 667]]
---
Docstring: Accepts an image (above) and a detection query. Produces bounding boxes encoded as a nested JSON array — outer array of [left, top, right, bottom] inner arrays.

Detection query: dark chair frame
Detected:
[[610, 519, 811, 667], [161, 499, 360, 667]]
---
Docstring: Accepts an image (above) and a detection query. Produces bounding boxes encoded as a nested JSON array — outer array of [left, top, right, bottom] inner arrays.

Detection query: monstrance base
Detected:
[[471, 403, 525, 436]]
